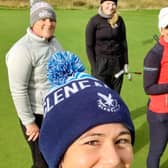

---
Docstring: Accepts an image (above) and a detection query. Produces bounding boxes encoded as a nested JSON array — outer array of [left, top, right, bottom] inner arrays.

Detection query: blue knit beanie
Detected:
[[39, 51, 135, 168]]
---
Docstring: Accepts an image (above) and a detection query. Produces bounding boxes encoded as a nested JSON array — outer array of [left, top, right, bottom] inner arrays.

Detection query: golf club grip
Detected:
[[114, 70, 125, 78]]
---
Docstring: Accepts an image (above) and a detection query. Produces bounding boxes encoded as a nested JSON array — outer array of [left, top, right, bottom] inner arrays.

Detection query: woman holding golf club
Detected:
[[144, 7, 168, 168], [85, 0, 128, 94], [6, 0, 62, 167]]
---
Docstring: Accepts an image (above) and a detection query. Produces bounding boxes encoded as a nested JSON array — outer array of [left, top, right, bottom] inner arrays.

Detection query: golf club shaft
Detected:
[[115, 70, 142, 78], [129, 72, 142, 75]]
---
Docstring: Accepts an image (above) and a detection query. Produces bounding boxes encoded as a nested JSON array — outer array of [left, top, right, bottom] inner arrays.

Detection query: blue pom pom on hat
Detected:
[[39, 51, 135, 168], [47, 51, 85, 87]]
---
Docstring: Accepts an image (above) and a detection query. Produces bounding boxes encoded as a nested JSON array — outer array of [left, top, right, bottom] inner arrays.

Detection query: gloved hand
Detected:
[[124, 64, 128, 73]]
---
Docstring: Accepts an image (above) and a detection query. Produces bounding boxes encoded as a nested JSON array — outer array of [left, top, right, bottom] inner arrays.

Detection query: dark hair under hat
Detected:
[[100, 0, 118, 4], [39, 51, 135, 168]]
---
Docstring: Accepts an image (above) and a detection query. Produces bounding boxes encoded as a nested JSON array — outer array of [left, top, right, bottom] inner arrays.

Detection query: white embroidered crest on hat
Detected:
[[97, 92, 120, 112], [38, 10, 53, 18]]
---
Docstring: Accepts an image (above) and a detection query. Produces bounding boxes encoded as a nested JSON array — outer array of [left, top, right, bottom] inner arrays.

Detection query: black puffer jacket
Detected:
[[85, 14, 128, 75]]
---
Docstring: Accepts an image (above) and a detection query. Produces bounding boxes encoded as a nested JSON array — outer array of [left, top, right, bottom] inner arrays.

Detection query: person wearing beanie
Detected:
[[100, 0, 118, 4], [85, 0, 128, 95], [6, 0, 63, 167], [30, 0, 56, 27], [39, 51, 135, 168], [143, 7, 168, 168]]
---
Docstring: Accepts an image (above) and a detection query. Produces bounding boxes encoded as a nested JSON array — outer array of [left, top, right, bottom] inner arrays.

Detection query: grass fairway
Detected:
[[1, 8, 168, 167]]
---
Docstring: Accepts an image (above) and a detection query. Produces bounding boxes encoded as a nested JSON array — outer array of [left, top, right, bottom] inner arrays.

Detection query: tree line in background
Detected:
[[0, 0, 167, 9]]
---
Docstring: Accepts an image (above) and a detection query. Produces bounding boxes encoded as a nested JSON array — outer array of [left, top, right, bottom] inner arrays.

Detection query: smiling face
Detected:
[[59, 123, 133, 168], [101, 1, 117, 16], [32, 18, 56, 39]]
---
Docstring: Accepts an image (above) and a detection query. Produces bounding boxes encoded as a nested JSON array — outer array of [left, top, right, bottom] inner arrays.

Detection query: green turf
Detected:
[[1, 8, 168, 167]]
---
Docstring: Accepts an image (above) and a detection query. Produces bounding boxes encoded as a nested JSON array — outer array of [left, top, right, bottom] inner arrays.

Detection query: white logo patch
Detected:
[[97, 92, 120, 112], [39, 10, 53, 18]]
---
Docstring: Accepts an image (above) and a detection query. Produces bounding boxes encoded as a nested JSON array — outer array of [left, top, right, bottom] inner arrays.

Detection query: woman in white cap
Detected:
[[85, 0, 128, 94], [6, 0, 62, 167], [144, 7, 168, 168], [39, 51, 135, 168]]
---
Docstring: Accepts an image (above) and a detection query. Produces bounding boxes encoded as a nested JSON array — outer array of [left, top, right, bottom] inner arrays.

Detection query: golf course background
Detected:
[[0, 0, 167, 9], [1, 7, 168, 168]]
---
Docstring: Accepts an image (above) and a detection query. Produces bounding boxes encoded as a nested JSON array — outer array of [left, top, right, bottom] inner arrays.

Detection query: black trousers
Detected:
[[20, 114, 48, 168], [147, 109, 168, 168], [91, 56, 124, 94], [93, 73, 123, 94]]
